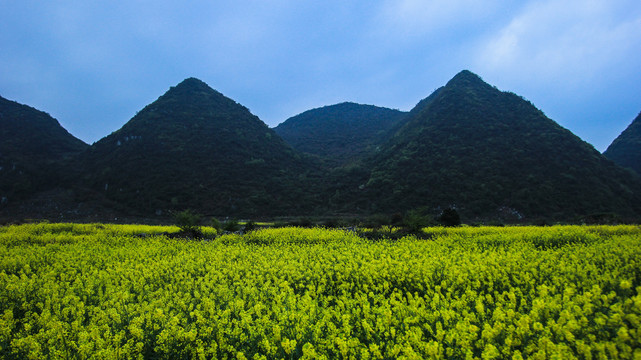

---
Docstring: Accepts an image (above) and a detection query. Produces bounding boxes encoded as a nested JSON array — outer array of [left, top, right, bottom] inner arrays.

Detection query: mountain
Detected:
[[357, 70, 641, 220], [0, 95, 88, 204], [604, 112, 641, 175], [274, 102, 407, 165], [4, 72, 641, 223], [76, 78, 322, 217]]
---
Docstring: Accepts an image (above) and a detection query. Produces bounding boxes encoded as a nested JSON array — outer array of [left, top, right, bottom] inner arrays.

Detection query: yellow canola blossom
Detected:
[[0, 224, 640, 359]]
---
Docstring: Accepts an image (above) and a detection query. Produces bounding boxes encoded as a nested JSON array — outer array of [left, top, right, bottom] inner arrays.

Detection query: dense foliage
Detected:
[[75, 78, 324, 217], [1, 223, 640, 359], [604, 112, 641, 176], [274, 102, 407, 166], [2, 72, 641, 222], [0, 96, 87, 203], [359, 71, 641, 220]]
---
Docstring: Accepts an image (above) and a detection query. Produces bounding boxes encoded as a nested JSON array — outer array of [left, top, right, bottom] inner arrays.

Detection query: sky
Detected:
[[1, 1, 640, 151]]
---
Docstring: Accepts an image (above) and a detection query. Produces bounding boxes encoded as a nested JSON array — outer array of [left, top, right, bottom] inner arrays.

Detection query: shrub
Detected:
[[173, 210, 202, 236], [439, 208, 461, 227], [223, 219, 240, 232], [243, 220, 257, 232], [404, 210, 431, 233], [211, 217, 222, 232]]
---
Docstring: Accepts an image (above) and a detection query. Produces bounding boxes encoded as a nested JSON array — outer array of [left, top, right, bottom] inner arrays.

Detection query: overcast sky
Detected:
[[1, 1, 640, 151]]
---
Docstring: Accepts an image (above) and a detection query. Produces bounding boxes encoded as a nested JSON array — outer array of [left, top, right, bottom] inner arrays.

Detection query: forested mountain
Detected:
[[0, 95, 88, 204], [76, 78, 323, 217], [274, 102, 407, 165], [604, 112, 641, 175], [356, 70, 641, 220], [2, 72, 641, 223]]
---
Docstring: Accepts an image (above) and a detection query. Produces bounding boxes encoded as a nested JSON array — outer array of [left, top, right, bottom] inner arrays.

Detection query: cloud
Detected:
[[1, 0, 639, 149], [475, 0, 641, 87], [376, 0, 516, 41], [466, 0, 641, 151]]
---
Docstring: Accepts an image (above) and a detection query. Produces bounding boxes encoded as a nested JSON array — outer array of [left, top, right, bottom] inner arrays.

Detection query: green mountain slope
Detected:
[[274, 102, 407, 165], [360, 70, 641, 220], [0, 95, 88, 203], [4, 73, 640, 223], [77, 78, 322, 217], [604, 112, 641, 175]]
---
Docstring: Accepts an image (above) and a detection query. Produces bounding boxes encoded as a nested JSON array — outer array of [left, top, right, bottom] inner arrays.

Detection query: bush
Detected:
[[223, 219, 240, 232], [404, 210, 431, 233], [438, 208, 461, 227], [211, 217, 222, 232], [174, 210, 202, 236], [243, 220, 257, 233]]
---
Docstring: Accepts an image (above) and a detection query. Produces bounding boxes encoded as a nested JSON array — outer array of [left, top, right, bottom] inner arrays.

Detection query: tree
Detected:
[[174, 209, 202, 237], [404, 209, 430, 233], [438, 208, 461, 227]]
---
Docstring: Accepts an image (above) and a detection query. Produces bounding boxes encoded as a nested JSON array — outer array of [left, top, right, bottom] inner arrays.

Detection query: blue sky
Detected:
[[1, 1, 640, 151]]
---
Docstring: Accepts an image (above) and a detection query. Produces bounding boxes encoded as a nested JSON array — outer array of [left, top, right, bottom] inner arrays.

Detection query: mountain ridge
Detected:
[[604, 112, 641, 175], [2, 72, 641, 222]]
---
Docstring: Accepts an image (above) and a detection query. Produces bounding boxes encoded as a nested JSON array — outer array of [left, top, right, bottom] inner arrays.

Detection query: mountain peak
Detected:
[[80, 78, 316, 216], [365, 70, 641, 219], [141, 77, 245, 119], [174, 77, 210, 89], [0, 95, 87, 157], [445, 70, 492, 90], [165, 77, 222, 97], [404, 70, 498, 124], [0, 95, 88, 204], [274, 102, 407, 165]]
